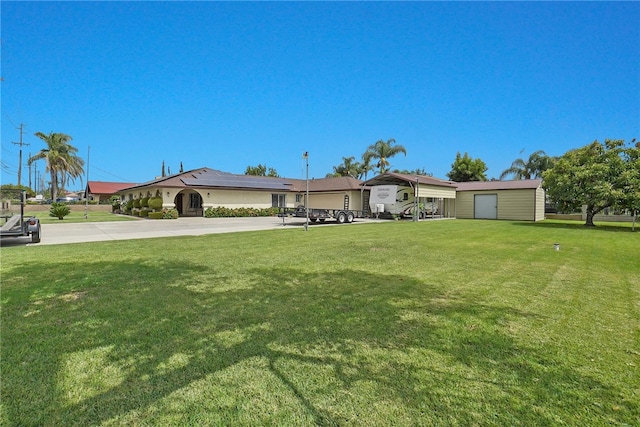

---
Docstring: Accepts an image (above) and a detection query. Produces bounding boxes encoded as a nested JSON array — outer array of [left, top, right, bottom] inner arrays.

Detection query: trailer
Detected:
[[280, 205, 365, 224], [369, 185, 440, 219], [0, 191, 41, 244]]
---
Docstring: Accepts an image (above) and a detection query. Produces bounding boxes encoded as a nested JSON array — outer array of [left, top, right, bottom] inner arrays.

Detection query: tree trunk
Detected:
[[585, 208, 596, 227], [50, 171, 58, 201]]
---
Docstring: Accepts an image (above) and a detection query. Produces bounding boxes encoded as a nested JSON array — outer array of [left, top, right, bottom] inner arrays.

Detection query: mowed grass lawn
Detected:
[[1, 220, 638, 426], [24, 210, 140, 224]]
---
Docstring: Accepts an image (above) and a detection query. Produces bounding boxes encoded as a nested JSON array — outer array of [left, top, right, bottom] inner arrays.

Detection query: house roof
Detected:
[[363, 172, 457, 188], [119, 167, 362, 193], [454, 179, 543, 191], [87, 181, 139, 195], [289, 176, 364, 192]]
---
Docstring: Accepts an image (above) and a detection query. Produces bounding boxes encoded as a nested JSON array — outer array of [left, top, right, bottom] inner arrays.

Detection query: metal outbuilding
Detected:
[[454, 179, 545, 221]]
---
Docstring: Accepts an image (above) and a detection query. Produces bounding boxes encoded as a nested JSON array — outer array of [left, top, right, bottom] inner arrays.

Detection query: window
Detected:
[[272, 194, 286, 207], [403, 193, 409, 201], [295, 194, 303, 203], [189, 193, 202, 209]]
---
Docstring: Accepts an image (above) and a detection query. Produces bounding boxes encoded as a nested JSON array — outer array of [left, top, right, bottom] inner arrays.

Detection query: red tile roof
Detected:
[[87, 181, 139, 195]]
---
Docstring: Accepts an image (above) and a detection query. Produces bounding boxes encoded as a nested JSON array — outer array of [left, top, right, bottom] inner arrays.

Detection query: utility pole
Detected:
[[12, 124, 29, 187], [28, 152, 32, 189]]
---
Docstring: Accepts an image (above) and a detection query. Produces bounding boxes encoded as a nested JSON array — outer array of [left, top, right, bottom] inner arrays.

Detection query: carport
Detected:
[[363, 172, 458, 219]]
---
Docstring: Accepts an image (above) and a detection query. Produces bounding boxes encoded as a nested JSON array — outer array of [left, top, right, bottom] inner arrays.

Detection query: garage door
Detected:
[[474, 194, 497, 219]]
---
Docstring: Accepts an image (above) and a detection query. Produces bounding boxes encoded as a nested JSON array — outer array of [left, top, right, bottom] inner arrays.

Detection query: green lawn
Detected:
[[1, 220, 638, 426], [25, 210, 140, 224]]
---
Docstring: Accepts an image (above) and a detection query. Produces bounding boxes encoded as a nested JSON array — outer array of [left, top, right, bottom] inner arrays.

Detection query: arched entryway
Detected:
[[174, 190, 204, 217]]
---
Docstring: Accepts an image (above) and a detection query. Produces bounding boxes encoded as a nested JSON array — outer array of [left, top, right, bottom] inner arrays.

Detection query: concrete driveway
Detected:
[[3, 216, 380, 246]]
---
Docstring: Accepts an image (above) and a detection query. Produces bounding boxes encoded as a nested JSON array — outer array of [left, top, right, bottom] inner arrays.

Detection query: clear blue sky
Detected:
[[2, 1, 639, 189]]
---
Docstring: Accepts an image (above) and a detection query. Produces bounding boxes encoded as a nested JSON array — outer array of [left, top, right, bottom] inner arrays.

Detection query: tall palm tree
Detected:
[[500, 150, 552, 180], [28, 132, 84, 200], [358, 153, 375, 180], [363, 138, 407, 174]]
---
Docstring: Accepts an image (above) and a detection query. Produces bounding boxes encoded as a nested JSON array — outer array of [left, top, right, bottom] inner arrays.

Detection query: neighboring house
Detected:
[[86, 181, 139, 203], [454, 179, 545, 221], [117, 167, 364, 217]]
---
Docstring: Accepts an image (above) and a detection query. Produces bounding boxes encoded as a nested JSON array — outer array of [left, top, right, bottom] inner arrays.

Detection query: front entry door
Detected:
[[175, 194, 184, 215]]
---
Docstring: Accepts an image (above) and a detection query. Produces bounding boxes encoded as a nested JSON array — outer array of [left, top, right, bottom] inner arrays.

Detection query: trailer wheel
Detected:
[[336, 211, 346, 224], [31, 225, 41, 243], [310, 218, 317, 223], [346, 211, 355, 223], [318, 218, 326, 223]]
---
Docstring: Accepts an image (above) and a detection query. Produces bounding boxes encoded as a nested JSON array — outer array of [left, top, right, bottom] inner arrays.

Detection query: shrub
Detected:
[[110, 196, 122, 212], [140, 209, 150, 218], [148, 211, 164, 219], [162, 208, 179, 219], [148, 197, 163, 211], [132, 199, 141, 208], [204, 206, 279, 218], [140, 197, 150, 208], [49, 202, 71, 220]]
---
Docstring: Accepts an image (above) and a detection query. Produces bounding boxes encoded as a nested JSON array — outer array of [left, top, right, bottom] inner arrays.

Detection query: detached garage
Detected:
[[455, 179, 545, 221]]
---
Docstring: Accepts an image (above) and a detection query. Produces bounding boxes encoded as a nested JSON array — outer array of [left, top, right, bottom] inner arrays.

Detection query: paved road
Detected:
[[1, 216, 380, 246]]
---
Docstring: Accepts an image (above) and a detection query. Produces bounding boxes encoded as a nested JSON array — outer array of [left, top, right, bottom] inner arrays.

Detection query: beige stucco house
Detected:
[[116, 168, 545, 221], [118, 167, 365, 217]]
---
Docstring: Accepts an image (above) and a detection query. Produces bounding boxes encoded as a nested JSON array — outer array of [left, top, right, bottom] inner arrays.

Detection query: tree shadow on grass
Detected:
[[512, 220, 636, 233], [2, 260, 637, 425]]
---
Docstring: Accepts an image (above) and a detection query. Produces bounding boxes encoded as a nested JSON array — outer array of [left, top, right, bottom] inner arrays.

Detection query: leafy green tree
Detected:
[[446, 152, 488, 182], [392, 167, 432, 176], [542, 139, 634, 227], [327, 156, 361, 178], [244, 164, 279, 177], [363, 138, 407, 174], [614, 138, 640, 230], [500, 150, 555, 180], [28, 132, 84, 201]]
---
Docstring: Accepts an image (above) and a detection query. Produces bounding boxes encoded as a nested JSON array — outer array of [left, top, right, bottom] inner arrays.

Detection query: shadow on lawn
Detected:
[[512, 220, 636, 233], [2, 258, 637, 425]]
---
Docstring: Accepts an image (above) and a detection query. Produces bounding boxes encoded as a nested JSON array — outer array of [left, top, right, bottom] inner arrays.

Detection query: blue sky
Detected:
[[2, 1, 639, 189]]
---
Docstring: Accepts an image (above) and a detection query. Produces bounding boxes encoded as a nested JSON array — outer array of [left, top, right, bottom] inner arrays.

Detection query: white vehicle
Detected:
[[369, 185, 438, 219]]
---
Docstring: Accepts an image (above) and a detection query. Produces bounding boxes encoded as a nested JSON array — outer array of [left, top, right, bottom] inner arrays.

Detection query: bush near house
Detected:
[[162, 208, 179, 219], [148, 197, 163, 211], [148, 212, 164, 219], [204, 206, 279, 218]]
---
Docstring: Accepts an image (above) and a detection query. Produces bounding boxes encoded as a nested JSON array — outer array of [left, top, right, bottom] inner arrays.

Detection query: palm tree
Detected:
[[357, 153, 375, 180], [28, 132, 84, 200], [327, 156, 361, 178], [363, 138, 407, 174], [500, 150, 553, 180]]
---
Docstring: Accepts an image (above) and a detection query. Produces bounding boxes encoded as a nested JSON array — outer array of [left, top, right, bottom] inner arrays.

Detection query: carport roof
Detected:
[[363, 172, 457, 188]]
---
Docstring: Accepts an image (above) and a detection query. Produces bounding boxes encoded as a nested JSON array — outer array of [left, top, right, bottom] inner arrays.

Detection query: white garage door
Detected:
[[475, 194, 497, 219]]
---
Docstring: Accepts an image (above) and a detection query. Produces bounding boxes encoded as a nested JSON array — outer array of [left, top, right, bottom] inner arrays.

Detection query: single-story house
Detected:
[[454, 179, 545, 221], [117, 167, 364, 217], [86, 181, 139, 203], [115, 167, 545, 221]]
